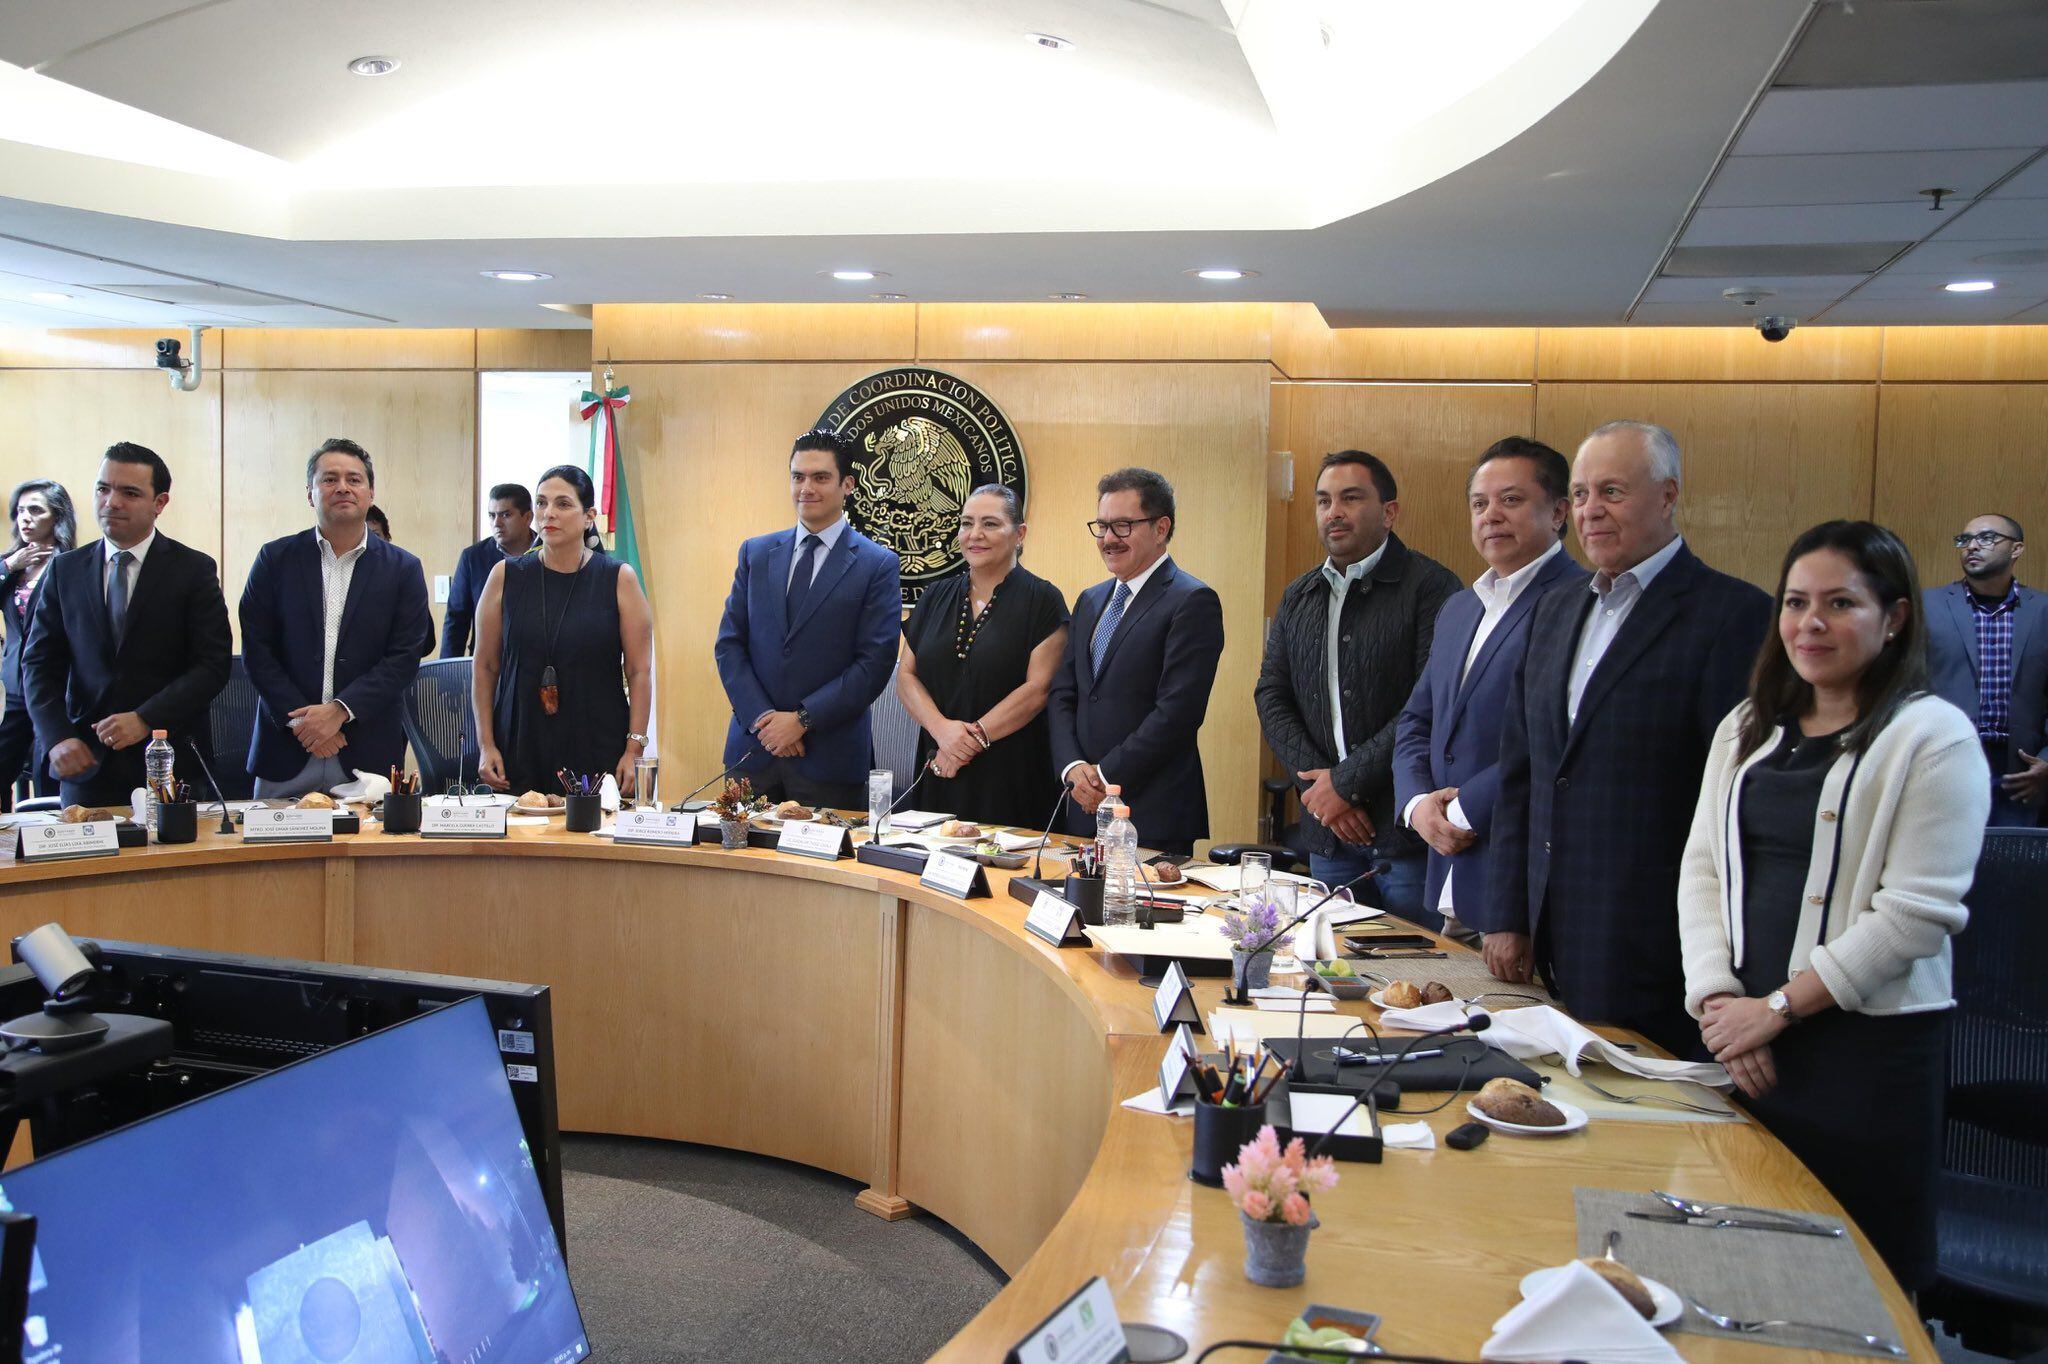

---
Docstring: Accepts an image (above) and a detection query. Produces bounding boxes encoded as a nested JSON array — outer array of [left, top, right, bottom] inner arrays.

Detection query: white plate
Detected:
[[1464, 1097, 1589, 1136], [1517, 1265, 1682, 1328], [510, 801, 566, 816]]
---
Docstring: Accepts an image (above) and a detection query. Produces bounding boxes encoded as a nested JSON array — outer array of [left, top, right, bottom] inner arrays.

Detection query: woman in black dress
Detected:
[[897, 485, 1069, 827], [472, 465, 654, 795], [0, 479, 74, 810], [1679, 521, 1985, 1291]]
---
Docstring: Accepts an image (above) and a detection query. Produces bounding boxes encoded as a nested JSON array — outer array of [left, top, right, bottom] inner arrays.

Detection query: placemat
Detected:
[[1349, 952, 1561, 1009], [1574, 1187, 1902, 1358], [1531, 1062, 1744, 1126]]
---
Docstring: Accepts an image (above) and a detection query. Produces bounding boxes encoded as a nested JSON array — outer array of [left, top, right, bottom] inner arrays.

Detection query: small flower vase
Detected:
[[1233, 948, 1275, 992], [1241, 1209, 1318, 1287], [719, 818, 748, 850]]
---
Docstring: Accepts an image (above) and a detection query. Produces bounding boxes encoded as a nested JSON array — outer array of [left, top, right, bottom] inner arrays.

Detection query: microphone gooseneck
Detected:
[[1030, 779, 1075, 882], [1227, 860, 1387, 1006], [183, 738, 234, 835], [1305, 1012, 1492, 1159]]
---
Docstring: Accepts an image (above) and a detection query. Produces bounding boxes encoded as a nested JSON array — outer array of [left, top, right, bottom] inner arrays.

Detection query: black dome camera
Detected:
[[1754, 315, 1797, 343]]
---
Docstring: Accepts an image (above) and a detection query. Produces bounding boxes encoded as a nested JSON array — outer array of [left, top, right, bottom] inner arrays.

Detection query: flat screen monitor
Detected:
[[0, 996, 590, 1363]]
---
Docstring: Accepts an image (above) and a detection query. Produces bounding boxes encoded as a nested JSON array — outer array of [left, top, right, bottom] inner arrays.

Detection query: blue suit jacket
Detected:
[[1488, 542, 1772, 1052], [442, 536, 521, 658], [1393, 548, 1589, 925], [238, 529, 432, 784], [1923, 580, 2047, 798], [713, 524, 901, 785]]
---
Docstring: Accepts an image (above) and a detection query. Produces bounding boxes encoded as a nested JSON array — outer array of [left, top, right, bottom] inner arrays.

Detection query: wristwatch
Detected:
[[625, 731, 650, 746], [1765, 990, 1799, 1025], [795, 708, 814, 732]]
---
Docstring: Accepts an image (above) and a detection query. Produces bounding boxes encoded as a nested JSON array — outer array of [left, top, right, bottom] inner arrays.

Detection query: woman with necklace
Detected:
[[1679, 520, 1985, 1292], [0, 479, 74, 810], [897, 485, 1069, 827], [472, 465, 653, 794]]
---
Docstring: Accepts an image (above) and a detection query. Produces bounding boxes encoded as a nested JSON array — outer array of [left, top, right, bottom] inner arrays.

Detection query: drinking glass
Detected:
[[868, 769, 893, 839], [1239, 851, 1272, 906], [634, 757, 660, 811]]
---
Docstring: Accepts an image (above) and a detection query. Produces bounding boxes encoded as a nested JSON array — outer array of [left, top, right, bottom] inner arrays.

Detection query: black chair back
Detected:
[[404, 657, 475, 794], [203, 656, 259, 801], [867, 663, 919, 800]]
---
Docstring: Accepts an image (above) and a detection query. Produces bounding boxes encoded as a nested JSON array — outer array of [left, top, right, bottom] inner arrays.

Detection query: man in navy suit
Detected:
[[1394, 438, 1587, 943], [441, 483, 535, 657], [240, 439, 433, 799], [1924, 512, 2047, 826], [23, 442, 231, 807], [1487, 421, 1772, 1054], [714, 429, 902, 811], [1049, 468, 1224, 858]]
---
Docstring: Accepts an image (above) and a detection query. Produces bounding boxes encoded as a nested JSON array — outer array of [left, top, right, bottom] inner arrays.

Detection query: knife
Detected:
[[1627, 1210, 1844, 1238]]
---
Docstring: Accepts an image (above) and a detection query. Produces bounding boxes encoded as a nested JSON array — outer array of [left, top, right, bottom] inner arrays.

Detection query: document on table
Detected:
[[1180, 863, 1316, 893], [1120, 1088, 1194, 1117], [1209, 1006, 1367, 1048]]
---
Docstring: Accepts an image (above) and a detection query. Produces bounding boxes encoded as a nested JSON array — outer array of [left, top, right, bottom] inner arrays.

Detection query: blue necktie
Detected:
[[1090, 580, 1132, 677], [785, 533, 823, 624], [107, 549, 133, 650]]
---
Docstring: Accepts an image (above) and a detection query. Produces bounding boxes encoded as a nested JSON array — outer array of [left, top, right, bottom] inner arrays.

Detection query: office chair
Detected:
[[867, 663, 920, 799], [202, 655, 260, 801], [403, 657, 476, 794]]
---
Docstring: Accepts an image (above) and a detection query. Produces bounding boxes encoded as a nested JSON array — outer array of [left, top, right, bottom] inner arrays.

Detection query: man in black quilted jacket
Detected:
[[1256, 450, 1460, 926]]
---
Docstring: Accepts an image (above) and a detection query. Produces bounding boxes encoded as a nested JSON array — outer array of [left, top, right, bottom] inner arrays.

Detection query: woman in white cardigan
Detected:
[[1679, 520, 1988, 1291]]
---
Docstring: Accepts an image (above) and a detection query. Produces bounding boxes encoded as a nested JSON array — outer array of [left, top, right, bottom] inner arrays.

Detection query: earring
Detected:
[[1886, 632, 1896, 642]]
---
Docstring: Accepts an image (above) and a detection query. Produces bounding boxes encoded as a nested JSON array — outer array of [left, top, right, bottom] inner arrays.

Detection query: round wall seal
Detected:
[[816, 367, 1026, 604]]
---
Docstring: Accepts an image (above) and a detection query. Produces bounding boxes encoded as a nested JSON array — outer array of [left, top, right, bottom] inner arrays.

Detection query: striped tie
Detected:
[[1090, 580, 1132, 677]]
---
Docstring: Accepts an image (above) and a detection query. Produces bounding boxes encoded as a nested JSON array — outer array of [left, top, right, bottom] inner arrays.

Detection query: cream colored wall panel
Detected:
[[594, 304, 917, 363], [222, 328, 477, 370], [1874, 384, 2048, 589], [477, 327, 594, 371], [915, 303, 1272, 362], [1880, 325, 2048, 382], [1537, 326, 1882, 382]]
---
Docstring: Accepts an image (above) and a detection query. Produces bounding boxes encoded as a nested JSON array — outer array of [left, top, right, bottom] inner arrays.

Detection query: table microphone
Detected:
[[183, 739, 235, 835], [1304, 1013, 1492, 1155], [1225, 861, 1387, 1007], [1005, 779, 1075, 906]]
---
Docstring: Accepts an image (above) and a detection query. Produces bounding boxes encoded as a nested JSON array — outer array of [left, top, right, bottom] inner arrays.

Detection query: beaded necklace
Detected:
[[954, 578, 1002, 660]]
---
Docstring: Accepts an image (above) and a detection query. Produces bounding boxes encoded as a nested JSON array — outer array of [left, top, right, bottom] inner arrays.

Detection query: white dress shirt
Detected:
[[787, 515, 848, 590], [102, 529, 155, 604], [1061, 553, 1170, 790], [1320, 538, 1387, 756], [316, 529, 370, 717], [1568, 534, 1684, 723]]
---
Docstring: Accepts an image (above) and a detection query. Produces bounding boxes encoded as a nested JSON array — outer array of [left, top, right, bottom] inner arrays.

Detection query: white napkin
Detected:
[[1253, 995, 1335, 1012], [1382, 1121, 1435, 1150], [1378, 1000, 1488, 1033], [1482, 1006, 1729, 1087], [1120, 1088, 1193, 1117], [1483, 1259, 1681, 1363], [329, 768, 392, 804], [599, 773, 622, 813]]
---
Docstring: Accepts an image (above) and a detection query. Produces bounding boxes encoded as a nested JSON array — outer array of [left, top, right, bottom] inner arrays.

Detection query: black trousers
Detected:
[[750, 761, 865, 814], [0, 701, 47, 813]]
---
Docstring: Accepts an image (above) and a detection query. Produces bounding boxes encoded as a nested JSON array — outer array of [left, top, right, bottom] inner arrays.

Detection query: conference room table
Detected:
[[0, 813, 1933, 1363]]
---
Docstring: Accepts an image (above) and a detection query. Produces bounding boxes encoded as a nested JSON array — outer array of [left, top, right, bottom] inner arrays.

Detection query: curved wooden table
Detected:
[[0, 824, 1931, 1363]]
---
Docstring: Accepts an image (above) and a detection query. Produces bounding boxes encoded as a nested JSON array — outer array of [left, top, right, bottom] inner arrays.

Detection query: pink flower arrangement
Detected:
[[1220, 1124, 1339, 1225]]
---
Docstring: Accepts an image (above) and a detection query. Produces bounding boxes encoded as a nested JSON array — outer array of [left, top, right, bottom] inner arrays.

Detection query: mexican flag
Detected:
[[580, 379, 654, 754]]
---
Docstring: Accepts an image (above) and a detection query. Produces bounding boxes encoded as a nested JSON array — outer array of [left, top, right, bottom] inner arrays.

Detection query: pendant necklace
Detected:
[[537, 548, 589, 715], [955, 580, 1000, 660]]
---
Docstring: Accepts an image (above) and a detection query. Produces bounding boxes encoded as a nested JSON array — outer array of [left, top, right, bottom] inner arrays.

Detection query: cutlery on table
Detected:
[[1574, 1078, 1727, 1115], [1652, 1190, 1829, 1227], [1685, 1297, 1905, 1356], [1626, 1210, 1844, 1238]]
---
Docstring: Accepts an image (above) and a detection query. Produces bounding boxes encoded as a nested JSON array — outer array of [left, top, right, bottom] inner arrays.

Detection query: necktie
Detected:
[[107, 549, 133, 650], [785, 533, 823, 624], [1090, 580, 1132, 677]]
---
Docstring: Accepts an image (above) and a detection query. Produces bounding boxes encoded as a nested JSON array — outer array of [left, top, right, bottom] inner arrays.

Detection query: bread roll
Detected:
[[1152, 862, 1184, 884], [1579, 1257, 1657, 1319], [1421, 981, 1454, 1005], [1381, 980, 1425, 1010], [296, 792, 337, 810], [938, 819, 981, 837], [518, 790, 549, 807], [774, 801, 814, 821], [60, 805, 115, 824], [1473, 1077, 1566, 1127]]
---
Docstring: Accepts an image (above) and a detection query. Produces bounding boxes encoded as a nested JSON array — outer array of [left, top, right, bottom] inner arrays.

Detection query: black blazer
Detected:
[[0, 560, 38, 707], [22, 534, 233, 804], [1047, 557, 1224, 845], [1488, 541, 1771, 1053]]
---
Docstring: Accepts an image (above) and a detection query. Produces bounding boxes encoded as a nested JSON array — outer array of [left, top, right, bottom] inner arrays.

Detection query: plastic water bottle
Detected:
[[143, 729, 175, 830], [1102, 802, 1140, 927], [1095, 783, 1123, 851]]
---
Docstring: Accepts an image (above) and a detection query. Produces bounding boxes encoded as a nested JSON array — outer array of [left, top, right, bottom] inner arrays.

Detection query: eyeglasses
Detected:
[[1086, 516, 1164, 540], [1955, 531, 2020, 549]]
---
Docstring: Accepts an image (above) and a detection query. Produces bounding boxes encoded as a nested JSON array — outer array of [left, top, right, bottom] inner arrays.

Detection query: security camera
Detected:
[[1754, 315, 1797, 343], [155, 337, 186, 370], [1722, 287, 1776, 308], [158, 326, 205, 392]]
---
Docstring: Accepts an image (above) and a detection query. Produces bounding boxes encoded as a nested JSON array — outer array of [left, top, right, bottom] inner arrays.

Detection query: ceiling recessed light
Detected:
[[28, 291, 72, 303], [347, 55, 400, 77], [1944, 279, 1996, 293], [1025, 32, 1074, 50], [480, 270, 551, 282], [1187, 268, 1257, 282], [1049, 292, 1090, 301], [828, 269, 883, 282], [698, 292, 733, 301], [870, 292, 908, 301]]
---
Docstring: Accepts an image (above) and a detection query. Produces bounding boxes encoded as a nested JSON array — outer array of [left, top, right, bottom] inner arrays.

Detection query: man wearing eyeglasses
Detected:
[[1925, 513, 2046, 825], [1047, 467, 1223, 857]]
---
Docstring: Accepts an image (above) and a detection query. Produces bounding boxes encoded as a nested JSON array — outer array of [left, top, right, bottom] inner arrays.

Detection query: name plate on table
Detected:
[[16, 821, 120, 862], [1024, 890, 1088, 947], [242, 808, 334, 843], [1005, 1275, 1129, 1364], [920, 849, 990, 899], [419, 803, 508, 839], [1157, 1022, 1198, 1108], [614, 809, 695, 847], [776, 820, 853, 860], [1151, 960, 1202, 1032]]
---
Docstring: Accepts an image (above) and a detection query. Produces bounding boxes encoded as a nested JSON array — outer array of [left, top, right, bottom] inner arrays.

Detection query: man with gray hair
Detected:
[[1485, 420, 1772, 1054]]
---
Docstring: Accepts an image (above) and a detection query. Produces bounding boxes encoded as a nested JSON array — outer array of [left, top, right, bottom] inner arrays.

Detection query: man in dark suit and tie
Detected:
[[1049, 467, 1224, 858], [22, 442, 231, 808], [715, 429, 902, 811], [1393, 438, 1588, 941], [1924, 512, 2046, 825], [239, 438, 433, 799], [442, 483, 535, 657], [1487, 421, 1772, 1054]]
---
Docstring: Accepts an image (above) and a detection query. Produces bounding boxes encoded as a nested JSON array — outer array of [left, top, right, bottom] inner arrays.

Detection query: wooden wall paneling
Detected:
[[477, 328, 595, 371], [1874, 384, 2048, 588], [914, 303, 1272, 363], [0, 328, 171, 369], [1266, 309, 1538, 382], [1268, 303, 1328, 380], [1536, 326, 1883, 382], [1277, 382, 1539, 586], [592, 304, 917, 363], [221, 328, 477, 370], [0, 862, 327, 960], [1535, 382, 1878, 590], [1880, 325, 2048, 382], [222, 370, 476, 646]]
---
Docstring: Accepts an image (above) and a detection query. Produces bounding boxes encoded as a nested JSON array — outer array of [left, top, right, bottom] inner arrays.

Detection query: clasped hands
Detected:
[[48, 712, 154, 777], [1296, 768, 1375, 846], [287, 701, 350, 759], [752, 710, 808, 758], [928, 718, 981, 780], [1699, 992, 1785, 1099]]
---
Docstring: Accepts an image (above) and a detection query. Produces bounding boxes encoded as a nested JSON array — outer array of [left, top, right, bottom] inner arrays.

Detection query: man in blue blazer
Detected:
[[1049, 468, 1224, 857], [441, 483, 535, 657], [1487, 422, 1772, 1055], [714, 430, 902, 811], [23, 443, 232, 807], [1394, 438, 1587, 941], [239, 439, 432, 798], [1924, 512, 2046, 826]]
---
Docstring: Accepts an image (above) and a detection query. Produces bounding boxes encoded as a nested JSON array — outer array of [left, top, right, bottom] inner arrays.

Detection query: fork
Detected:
[[1686, 1298, 1905, 1356], [1574, 1077, 1728, 1115]]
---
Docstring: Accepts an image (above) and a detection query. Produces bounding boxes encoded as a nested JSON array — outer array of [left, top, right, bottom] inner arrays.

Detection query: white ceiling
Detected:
[[2, 0, 2046, 331]]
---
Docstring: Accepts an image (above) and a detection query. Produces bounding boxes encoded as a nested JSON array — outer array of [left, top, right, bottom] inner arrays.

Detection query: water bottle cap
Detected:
[[151, 729, 168, 739], [1105, 784, 1122, 795], [1112, 803, 1128, 818]]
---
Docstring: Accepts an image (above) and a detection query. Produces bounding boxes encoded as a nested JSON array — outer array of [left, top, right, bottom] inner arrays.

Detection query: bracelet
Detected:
[[970, 722, 991, 750]]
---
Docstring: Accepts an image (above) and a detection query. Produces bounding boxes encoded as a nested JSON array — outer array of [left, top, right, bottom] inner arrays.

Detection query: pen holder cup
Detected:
[[564, 793, 603, 834], [1064, 874, 1106, 927], [155, 801, 198, 845], [1191, 1095, 1269, 1187], [382, 791, 422, 834]]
